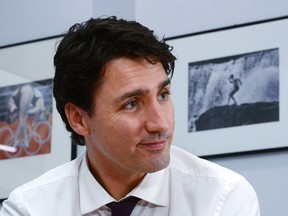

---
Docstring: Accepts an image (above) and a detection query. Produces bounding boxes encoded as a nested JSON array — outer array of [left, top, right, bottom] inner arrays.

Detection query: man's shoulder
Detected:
[[11, 152, 85, 197], [2, 153, 85, 215], [167, 146, 260, 215], [169, 146, 242, 184]]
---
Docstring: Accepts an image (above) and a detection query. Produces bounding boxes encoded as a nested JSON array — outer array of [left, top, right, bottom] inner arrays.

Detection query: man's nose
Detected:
[[144, 101, 169, 133]]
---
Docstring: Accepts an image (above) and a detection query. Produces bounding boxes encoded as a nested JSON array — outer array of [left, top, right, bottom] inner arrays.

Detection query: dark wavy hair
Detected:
[[53, 16, 176, 146]]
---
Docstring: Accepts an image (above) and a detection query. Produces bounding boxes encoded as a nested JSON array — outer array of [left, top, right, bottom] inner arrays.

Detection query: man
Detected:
[[0, 17, 260, 215], [227, 74, 242, 105]]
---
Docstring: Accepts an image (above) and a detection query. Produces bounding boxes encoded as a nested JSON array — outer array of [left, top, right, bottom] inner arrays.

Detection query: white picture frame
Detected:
[[166, 16, 288, 157], [0, 36, 73, 199]]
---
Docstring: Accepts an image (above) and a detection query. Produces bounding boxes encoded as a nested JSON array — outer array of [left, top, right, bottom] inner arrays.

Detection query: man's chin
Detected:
[[146, 154, 170, 173]]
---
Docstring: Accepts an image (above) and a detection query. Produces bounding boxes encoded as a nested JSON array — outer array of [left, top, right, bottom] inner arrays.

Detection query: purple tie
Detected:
[[107, 196, 140, 216]]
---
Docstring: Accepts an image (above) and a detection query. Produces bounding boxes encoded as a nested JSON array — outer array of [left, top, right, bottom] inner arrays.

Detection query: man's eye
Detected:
[[159, 91, 171, 101], [124, 100, 137, 110]]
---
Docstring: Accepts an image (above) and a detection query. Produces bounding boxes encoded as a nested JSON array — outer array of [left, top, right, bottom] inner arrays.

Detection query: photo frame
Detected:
[[0, 36, 75, 200], [165, 16, 288, 157]]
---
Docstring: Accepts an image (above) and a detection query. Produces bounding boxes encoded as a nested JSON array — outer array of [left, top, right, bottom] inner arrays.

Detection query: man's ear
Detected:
[[64, 103, 90, 136]]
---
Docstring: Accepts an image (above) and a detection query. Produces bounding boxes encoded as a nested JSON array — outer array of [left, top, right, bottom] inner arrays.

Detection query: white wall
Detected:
[[0, 0, 135, 47], [0, 0, 94, 47], [1, 0, 288, 215], [135, 0, 288, 39], [93, 0, 135, 20]]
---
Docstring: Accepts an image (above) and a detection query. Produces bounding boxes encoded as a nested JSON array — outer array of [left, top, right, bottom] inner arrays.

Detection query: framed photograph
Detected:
[[166, 16, 288, 157], [0, 36, 74, 200]]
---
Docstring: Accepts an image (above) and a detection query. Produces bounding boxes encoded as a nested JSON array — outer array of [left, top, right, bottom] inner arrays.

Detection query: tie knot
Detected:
[[107, 196, 141, 216]]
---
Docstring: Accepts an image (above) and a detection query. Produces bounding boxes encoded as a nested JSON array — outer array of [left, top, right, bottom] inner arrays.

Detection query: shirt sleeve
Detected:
[[219, 177, 261, 216], [0, 192, 27, 216]]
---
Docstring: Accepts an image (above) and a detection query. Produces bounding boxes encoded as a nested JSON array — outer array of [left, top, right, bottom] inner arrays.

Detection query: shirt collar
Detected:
[[128, 168, 169, 207], [79, 151, 170, 215], [79, 152, 114, 214]]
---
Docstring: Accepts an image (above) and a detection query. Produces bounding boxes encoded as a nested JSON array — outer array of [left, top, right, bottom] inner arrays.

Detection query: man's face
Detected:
[[84, 58, 175, 175]]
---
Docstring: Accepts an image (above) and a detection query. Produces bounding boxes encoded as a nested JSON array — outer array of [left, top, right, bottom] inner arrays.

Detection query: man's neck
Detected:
[[86, 152, 146, 200]]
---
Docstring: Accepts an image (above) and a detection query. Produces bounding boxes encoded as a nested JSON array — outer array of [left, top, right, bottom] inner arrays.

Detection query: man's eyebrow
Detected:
[[115, 78, 171, 103], [159, 78, 171, 90]]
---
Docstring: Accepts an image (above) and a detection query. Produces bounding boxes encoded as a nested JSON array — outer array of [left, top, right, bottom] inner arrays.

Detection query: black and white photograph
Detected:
[[188, 48, 279, 133]]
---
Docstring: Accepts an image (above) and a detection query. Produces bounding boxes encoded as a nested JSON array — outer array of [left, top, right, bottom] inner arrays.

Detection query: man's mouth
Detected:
[[138, 140, 167, 151]]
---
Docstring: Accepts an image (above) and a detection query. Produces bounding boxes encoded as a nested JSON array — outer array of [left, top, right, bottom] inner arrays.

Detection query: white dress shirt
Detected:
[[0, 146, 260, 216]]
